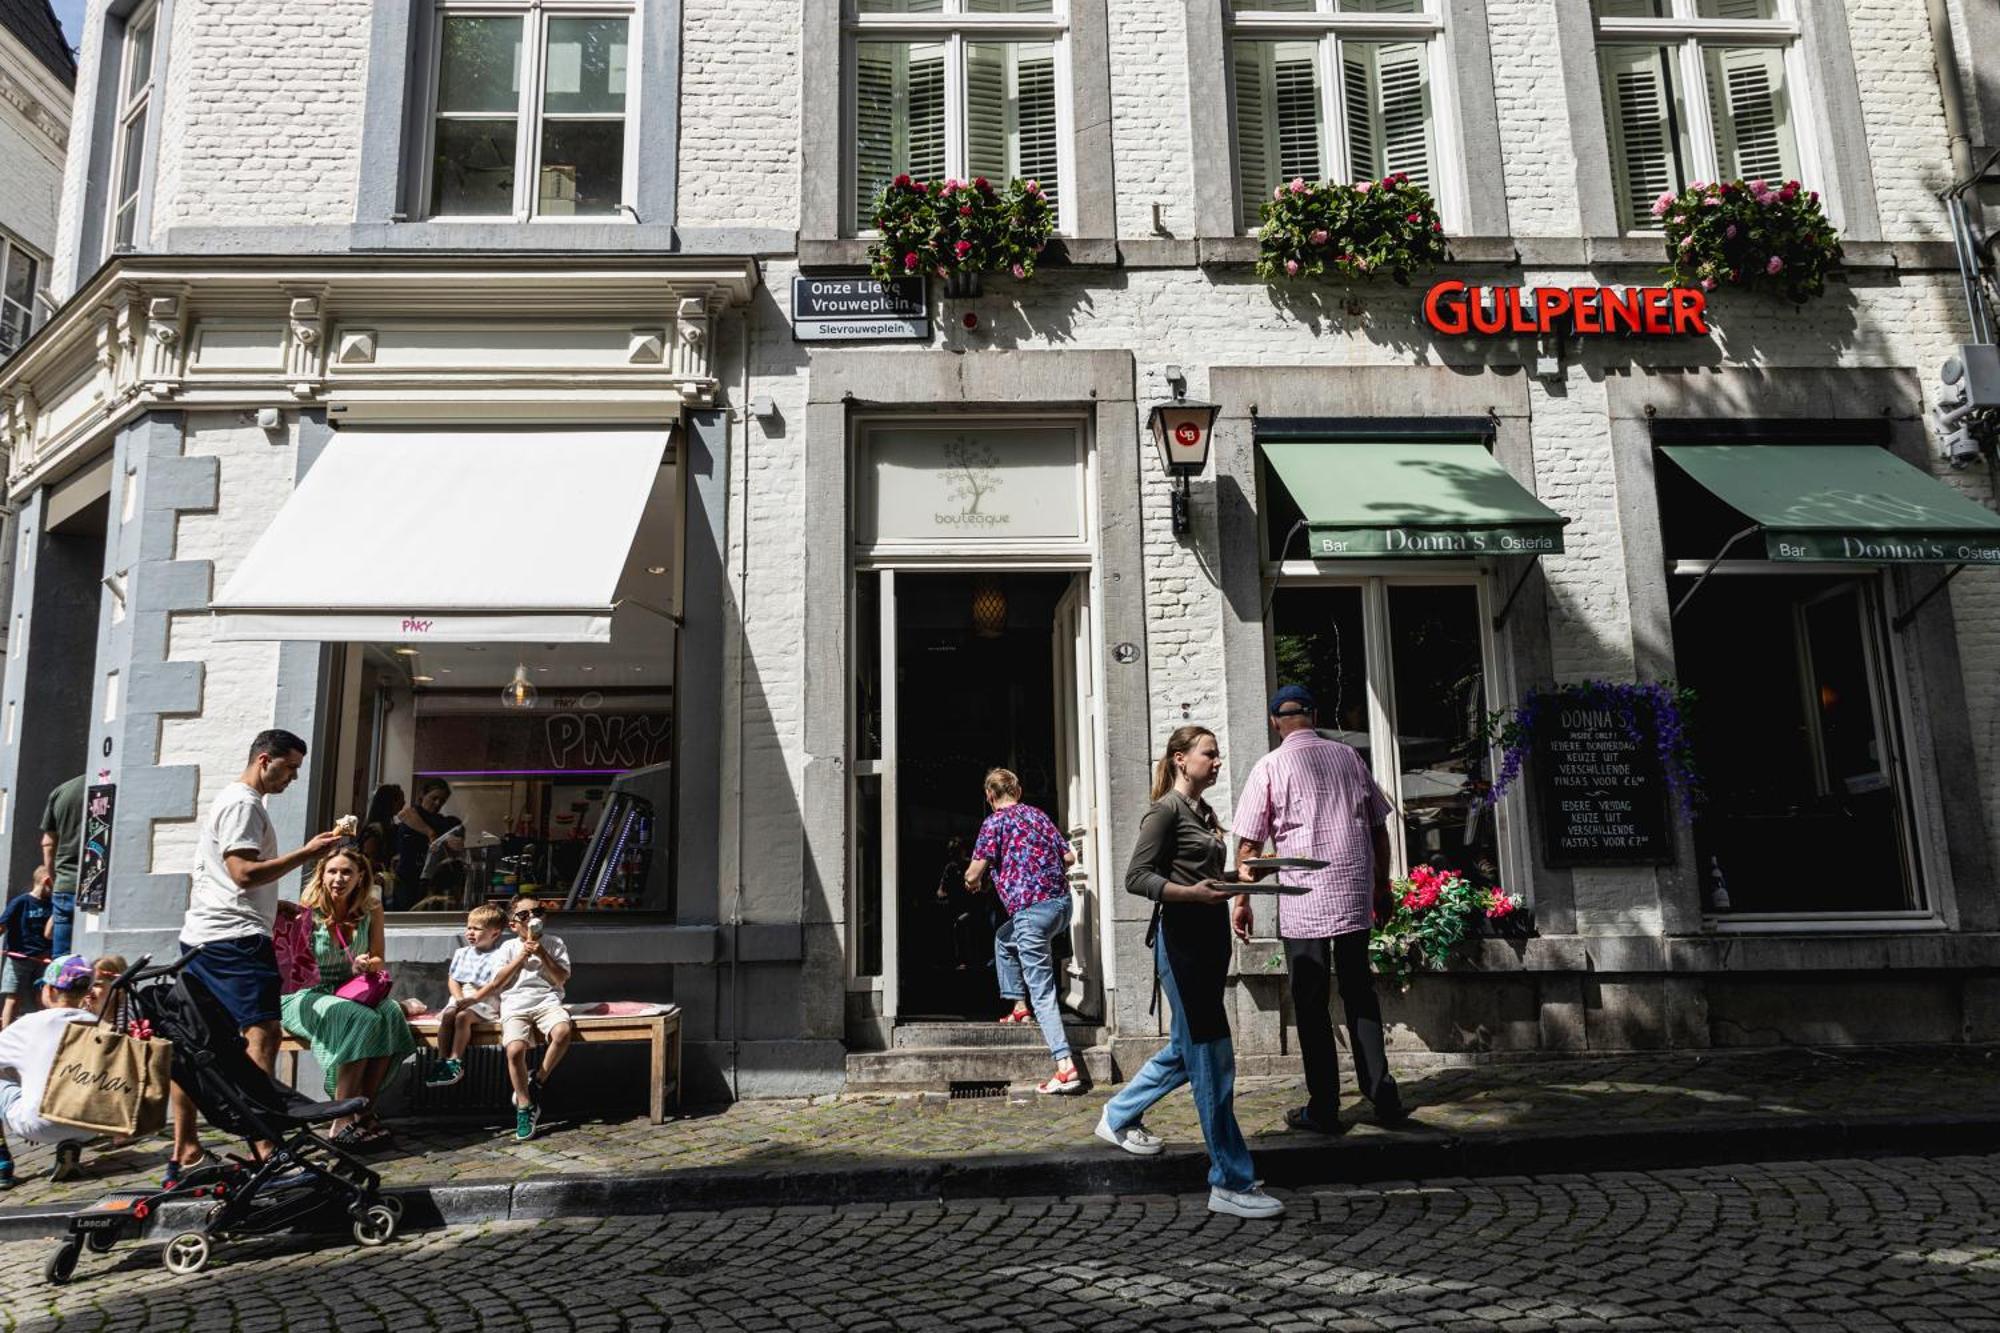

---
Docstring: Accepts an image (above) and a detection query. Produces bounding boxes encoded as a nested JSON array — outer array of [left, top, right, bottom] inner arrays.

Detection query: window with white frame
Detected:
[[1228, 1, 1446, 233], [848, 0, 1069, 234], [107, 3, 157, 251], [0, 236, 42, 358], [1268, 577, 1503, 893], [424, 3, 635, 220], [1594, 0, 1807, 233]]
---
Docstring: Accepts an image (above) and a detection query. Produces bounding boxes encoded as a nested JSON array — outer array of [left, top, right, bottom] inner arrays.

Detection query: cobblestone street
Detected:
[[4, 1153, 1998, 1331]]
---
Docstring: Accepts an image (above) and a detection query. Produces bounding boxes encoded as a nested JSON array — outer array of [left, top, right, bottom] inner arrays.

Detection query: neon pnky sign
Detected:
[[1423, 281, 1709, 337]]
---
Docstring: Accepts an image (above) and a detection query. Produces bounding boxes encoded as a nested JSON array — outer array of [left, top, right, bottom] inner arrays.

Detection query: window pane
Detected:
[[1237, 1, 1321, 11], [544, 17, 628, 116], [1338, 0, 1426, 12], [1593, 0, 1670, 17], [1233, 40, 1324, 229], [431, 119, 518, 215], [1675, 575, 1918, 913], [538, 120, 625, 216], [1701, 45, 1799, 183], [1341, 40, 1433, 188], [857, 0, 943, 10], [1697, 0, 1779, 18], [124, 12, 155, 102], [965, 0, 1055, 11], [1269, 586, 1371, 768], [1599, 43, 1692, 231], [112, 199, 138, 249], [854, 41, 947, 229], [967, 41, 1060, 201], [1385, 587, 1495, 887], [855, 774, 883, 977], [3, 247, 36, 310], [438, 15, 524, 115]]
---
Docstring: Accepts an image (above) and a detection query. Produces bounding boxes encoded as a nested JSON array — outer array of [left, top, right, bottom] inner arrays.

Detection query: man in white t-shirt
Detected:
[[166, 729, 342, 1187], [0, 955, 101, 1188], [487, 895, 573, 1142]]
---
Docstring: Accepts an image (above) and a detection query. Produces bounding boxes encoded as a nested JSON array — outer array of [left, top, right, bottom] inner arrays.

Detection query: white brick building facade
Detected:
[[2, 1, 1999, 1098]]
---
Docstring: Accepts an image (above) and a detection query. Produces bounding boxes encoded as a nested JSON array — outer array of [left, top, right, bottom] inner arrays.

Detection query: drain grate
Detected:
[[948, 1080, 1010, 1100]]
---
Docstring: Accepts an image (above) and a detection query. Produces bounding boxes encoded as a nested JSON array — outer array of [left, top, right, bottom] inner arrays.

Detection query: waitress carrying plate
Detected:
[[1234, 856, 1328, 894]]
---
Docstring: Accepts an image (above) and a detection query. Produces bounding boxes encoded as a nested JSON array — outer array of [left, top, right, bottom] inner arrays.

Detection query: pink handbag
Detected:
[[273, 907, 321, 995], [331, 919, 393, 1008]]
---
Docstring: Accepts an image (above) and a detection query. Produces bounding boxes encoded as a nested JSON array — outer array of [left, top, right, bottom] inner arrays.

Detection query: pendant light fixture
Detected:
[[499, 663, 539, 710], [970, 575, 1008, 639]]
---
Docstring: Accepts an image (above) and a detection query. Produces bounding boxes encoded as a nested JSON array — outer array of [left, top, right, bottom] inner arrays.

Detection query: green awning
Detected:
[[1660, 444, 2000, 564], [1262, 440, 1567, 558]]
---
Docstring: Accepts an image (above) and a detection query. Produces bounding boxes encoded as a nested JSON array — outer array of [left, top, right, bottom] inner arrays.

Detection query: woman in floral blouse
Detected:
[[964, 768, 1079, 1094]]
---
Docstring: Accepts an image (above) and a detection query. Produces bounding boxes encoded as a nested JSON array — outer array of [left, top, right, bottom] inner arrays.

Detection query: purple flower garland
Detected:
[[1482, 680, 1702, 820]]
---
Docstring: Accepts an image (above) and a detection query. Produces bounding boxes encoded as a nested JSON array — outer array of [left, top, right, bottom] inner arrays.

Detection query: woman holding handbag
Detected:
[[279, 844, 416, 1147]]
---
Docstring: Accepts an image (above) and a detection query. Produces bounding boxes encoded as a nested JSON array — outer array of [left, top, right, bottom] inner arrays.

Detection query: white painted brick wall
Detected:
[[152, 413, 293, 876], [1846, 0, 1954, 241], [151, 0, 370, 232], [50, 1, 103, 296], [1486, 0, 1578, 238], [0, 40, 70, 263], [1107, 0, 1191, 240], [675, 0, 799, 230]]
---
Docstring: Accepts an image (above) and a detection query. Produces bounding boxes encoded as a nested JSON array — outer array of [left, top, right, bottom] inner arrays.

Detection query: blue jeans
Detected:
[[994, 894, 1073, 1062], [49, 892, 75, 956], [1102, 933, 1255, 1192]]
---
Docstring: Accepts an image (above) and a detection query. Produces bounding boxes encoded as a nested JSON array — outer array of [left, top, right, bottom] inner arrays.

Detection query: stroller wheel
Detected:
[[84, 1230, 117, 1254], [352, 1203, 397, 1247], [378, 1195, 404, 1222], [44, 1241, 80, 1285], [161, 1231, 210, 1276]]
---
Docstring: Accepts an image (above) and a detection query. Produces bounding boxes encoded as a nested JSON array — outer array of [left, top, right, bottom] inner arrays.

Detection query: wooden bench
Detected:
[[278, 1004, 682, 1124]]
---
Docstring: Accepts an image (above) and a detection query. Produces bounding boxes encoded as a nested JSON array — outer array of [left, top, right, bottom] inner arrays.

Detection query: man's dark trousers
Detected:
[[1285, 931, 1398, 1123]]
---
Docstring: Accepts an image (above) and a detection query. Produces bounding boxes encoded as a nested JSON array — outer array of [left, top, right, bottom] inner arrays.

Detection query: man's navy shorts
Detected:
[[179, 935, 281, 1030]]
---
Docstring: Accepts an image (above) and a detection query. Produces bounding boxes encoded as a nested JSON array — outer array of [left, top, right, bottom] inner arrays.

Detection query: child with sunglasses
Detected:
[[488, 895, 573, 1141]]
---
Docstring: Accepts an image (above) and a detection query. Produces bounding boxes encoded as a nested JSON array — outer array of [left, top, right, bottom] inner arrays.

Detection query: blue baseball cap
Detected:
[[1270, 684, 1317, 717], [41, 954, 94, 992]]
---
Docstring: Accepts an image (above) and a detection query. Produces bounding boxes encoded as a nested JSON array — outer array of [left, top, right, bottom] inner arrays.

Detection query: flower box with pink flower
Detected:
[[1255, 174, 1449, 286], [1655, 178, 1843, 305], [866, 175, 1056, 296]]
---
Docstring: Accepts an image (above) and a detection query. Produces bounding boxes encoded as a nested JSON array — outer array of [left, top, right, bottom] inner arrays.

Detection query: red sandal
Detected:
[[998, 1007, 1032, 1025], [1036, 1066, 1085, 1095]]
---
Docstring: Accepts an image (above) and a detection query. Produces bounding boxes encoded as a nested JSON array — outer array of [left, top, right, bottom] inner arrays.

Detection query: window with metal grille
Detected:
[[848, 1, 1069, 235], [1228, 2, 1444, 233], [1592, 0, 1805, 233]]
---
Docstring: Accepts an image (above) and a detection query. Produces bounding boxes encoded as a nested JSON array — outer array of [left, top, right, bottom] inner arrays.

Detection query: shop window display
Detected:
[[1658, 455, 1922, 916], [1269, 581, 1499, 893], [332, 643, 672, 915]]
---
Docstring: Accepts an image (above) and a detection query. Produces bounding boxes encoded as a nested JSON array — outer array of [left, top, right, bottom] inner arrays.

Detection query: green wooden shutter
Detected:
[[855, 46, 898, 230], [1377, 43, 1431, 188], [1234, 45, 1273, 230], [1014, 47, 1060, 202], [966, 42, 1009, 184], [1342, 55, 1376, 183], [1601, 47, 1679, 231]]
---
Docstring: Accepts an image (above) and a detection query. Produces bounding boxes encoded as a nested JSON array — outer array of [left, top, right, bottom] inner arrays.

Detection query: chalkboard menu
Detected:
[[76, 783, 115, 912], [1533, 708, 1672, 866]]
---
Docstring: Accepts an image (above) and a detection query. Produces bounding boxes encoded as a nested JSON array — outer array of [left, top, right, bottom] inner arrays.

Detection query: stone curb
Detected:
[[2, 1110, 1992, 1244]]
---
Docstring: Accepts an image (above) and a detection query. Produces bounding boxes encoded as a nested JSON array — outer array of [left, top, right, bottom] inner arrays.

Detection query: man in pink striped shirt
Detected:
[[1233, 684, 1403, 1134]]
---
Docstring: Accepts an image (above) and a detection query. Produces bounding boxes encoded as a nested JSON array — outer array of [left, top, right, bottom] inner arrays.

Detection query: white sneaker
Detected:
[[1208, 1185, 1286, 1219], [1094, 1111, 1165, 1156]]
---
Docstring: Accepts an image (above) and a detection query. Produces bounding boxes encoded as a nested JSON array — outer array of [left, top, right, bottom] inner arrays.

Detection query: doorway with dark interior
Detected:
[[894, 570, 1070, 1020]]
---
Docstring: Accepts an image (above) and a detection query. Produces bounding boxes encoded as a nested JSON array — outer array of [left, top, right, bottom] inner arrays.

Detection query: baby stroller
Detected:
[[45, 949, 400, 1284]]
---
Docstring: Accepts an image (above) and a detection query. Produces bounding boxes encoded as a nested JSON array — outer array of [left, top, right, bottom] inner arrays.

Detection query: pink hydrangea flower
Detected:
[[1024, 179, 1041, 195], [1703, 195, 1722, 207], [1700, 276, 1717, 290], [953, 240, 972, 258], [1284, 258, 1300, 276], [1724, 224, 1737, 239], [1011, 263, 1026, 279], [1309, 228, 1330, 246], [1356, 179, 1372, 194], [1651, 189, 1676, 218], [1766, 254, 1785, 274], [1748, 179, 1767, 195], [1289, 177, 1309, 195], [1406, 211, 1422, 224]]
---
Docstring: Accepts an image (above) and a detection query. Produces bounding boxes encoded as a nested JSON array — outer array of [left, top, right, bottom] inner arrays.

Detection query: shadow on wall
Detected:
[[937, 264, 1103, 349]]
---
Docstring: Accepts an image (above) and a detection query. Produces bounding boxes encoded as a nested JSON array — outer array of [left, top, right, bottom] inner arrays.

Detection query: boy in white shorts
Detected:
[[425, 904, 509, 1088], [489, 895, 573, 1141]]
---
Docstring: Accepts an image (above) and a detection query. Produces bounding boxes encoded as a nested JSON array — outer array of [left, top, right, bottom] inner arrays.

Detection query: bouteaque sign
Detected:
[[1424, 281, 1710, 337]]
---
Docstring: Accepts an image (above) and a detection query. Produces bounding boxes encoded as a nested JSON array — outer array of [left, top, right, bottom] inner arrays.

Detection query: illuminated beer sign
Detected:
[[1423, 281, 1709, 337]]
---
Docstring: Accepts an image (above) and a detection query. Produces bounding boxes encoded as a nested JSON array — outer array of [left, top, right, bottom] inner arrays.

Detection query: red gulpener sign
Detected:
[[1423, 281, 1709, 337]]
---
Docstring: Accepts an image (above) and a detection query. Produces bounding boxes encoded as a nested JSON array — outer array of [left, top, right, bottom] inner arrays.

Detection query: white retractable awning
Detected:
[[213, 426, 676, 644]]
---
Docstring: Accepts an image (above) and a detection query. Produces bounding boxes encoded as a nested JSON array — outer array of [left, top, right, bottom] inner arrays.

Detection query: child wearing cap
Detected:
[[0, 955, 100, 1188]]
